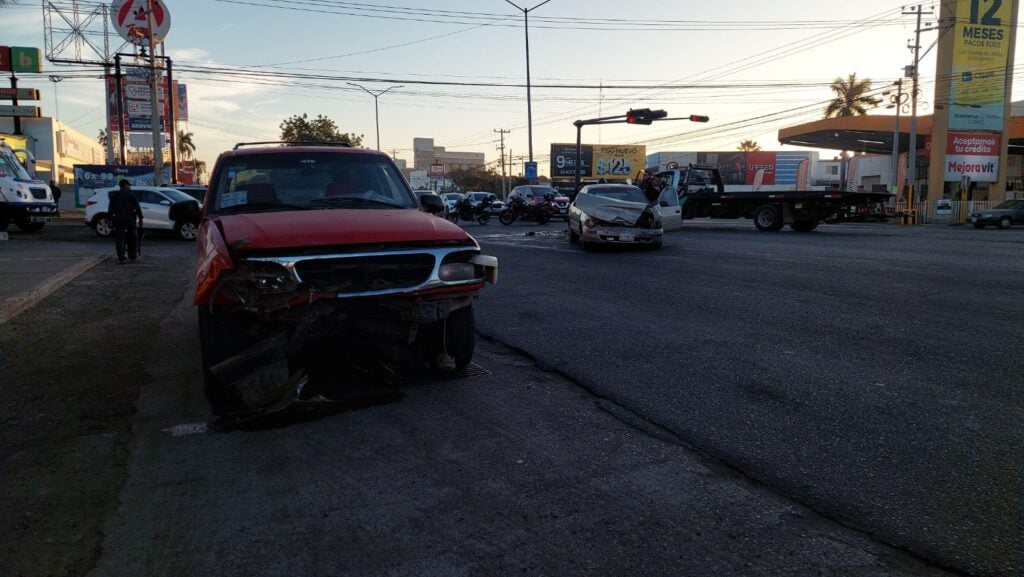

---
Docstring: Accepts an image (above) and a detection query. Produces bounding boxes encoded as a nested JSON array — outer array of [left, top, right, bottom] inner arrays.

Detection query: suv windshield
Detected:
[[208, 151, 416, 214]]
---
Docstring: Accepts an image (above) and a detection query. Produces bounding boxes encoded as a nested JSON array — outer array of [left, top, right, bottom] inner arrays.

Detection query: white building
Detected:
[[0, 117, 106, 210]]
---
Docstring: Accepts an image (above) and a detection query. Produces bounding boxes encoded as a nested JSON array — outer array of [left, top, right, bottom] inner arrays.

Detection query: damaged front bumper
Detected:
[[200, 245, 498, 418]]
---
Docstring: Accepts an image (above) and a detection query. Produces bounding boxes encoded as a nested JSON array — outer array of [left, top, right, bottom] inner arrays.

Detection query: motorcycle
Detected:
[[447, 195, 492, 225], [498, 197, 551, 225]]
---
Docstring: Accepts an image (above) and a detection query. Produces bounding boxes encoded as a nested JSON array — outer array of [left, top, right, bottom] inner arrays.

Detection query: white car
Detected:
[[441, 192, 463, 217], [463, 191, 506, 214], [84, 186, 202, 240]]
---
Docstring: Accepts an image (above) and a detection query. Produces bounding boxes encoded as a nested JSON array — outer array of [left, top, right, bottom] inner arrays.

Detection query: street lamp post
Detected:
[[48, 75, 65, 124], [503, 0, 552, 168], [348, 82, 402, 150]]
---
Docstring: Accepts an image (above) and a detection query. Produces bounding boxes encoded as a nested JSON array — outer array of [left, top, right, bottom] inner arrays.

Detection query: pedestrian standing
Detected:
[[108, 179, 143, 264], [49, 180, 61, 216]]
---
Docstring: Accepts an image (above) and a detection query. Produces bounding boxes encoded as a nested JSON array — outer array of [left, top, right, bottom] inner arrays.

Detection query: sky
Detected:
[[2, 0, 1021, 177]]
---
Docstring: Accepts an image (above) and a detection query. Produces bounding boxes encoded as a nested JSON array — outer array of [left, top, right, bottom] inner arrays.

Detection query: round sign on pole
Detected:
[[111, 0, 171, 45]]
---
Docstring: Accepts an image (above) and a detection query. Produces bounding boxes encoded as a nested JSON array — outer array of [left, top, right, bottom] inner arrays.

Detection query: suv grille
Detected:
[[30, 187, 48, 200], [294, 253, 435, 294]]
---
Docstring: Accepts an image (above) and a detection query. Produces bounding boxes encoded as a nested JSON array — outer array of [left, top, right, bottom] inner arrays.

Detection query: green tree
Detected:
[[97, 128, 110, 148], [738, 139, 761, 152], [824, 73, 882, 118], [447, 167, 503, 192], [177, 129, 196, 159], [279, 113, 363, 146]]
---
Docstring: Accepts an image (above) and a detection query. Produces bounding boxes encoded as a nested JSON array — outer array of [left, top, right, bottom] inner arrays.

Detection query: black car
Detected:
[[969, 199, 1024, 229], [169, 184, 207, 203]]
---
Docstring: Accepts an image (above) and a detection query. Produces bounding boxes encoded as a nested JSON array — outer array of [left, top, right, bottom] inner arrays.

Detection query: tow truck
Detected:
[[654, 164, 890, 231], [0, 139, 57, 232]]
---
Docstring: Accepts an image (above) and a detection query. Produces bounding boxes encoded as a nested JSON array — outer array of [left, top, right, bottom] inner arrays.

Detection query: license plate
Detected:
[[618, 231, 635, 242], [29, 216, 50, 223]]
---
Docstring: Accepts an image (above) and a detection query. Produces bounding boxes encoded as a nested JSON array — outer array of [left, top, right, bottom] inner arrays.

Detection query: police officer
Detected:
[[109, 179, 143, 264]]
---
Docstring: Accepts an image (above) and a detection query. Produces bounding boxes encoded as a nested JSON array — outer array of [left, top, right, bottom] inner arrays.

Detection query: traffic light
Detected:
[[626, 108, 668, 125], [689, 115, 710, 123], [626, 108, 653, 125]]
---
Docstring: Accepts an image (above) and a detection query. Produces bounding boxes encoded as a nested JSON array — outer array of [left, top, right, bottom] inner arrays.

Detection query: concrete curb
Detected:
[[0, 254, 106, 323]]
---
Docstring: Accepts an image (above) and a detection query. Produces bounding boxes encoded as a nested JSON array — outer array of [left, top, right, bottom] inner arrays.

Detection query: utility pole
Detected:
[[903, 4, 935, 207], [146, 0, 163, 185], [494, 128, 510, 198]]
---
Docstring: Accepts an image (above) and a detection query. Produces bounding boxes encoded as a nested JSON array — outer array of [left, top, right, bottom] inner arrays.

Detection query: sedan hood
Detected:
[[216, 209, 470, 252], [576, 194, 650, 226]]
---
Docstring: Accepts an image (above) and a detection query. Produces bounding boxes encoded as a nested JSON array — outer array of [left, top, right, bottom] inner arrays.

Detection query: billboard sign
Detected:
[[551, 143, 645, 180], [72, 164, 171, 207], [944, 132, 1000, 182], [111, 0, 171, 45], [428, 162, 444, 177], [949, 0, 1014, 131]]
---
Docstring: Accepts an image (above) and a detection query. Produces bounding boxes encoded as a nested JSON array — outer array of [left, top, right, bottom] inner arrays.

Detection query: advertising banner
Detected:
[[745, 151, 777, 185], [551, 143, 645, 180], [106, 69, 171, 132], [72, 164, 171, 207], [177, 160, 195, 184], [944, 132, 1000, 182], [949, 0, 1014, 131]]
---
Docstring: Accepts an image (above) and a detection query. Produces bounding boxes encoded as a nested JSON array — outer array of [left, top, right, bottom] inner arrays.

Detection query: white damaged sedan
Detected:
[[567, 184, 663, 249]]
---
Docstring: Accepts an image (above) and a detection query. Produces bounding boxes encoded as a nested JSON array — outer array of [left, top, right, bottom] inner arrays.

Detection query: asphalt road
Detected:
[[474, 219, 1024, 577], [1, 222, 965, 577]]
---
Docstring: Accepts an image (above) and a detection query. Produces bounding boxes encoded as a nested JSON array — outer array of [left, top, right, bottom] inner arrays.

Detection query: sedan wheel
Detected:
[[999, 216, 1012, 229]]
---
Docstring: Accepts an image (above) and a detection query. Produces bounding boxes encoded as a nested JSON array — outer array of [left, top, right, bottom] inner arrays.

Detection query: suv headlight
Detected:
[[439, 262, 477, 281], [228, 261, 298, 294]]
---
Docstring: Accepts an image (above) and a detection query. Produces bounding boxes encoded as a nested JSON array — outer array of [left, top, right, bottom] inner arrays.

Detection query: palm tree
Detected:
[[176, 129, 196, 160], [738, 140, 761, 152], [97, 128, 110, 148], [824, 73, 882, 118], [194, 159, 207, 184]]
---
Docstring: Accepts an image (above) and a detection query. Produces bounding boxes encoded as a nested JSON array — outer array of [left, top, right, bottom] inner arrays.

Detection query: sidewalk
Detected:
[[0, 213, 105, 323]]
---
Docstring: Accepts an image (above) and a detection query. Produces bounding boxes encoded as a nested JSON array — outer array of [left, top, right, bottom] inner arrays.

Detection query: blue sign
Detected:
[[525, 161, 538, 180]]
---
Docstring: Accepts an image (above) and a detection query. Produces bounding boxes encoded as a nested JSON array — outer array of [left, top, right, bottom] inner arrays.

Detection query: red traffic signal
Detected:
[[689, 115, 710, 123], [626, 108, 667, 125]]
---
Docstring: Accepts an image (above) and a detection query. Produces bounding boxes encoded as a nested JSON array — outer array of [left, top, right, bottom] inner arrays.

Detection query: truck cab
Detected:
[[0, 140, 57, 233], [656, 164, 725, 220]]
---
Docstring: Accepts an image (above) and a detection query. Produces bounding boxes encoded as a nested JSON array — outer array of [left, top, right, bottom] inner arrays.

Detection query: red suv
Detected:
[[194, 142, 498, 416]]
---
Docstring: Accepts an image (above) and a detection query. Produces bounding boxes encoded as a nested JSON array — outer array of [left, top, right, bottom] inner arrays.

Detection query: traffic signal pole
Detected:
[[573, 109, 708, 195]]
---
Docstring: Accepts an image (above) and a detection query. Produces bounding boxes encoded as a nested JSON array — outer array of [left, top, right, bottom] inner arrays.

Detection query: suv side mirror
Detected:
[[420, 194, 444, 214]]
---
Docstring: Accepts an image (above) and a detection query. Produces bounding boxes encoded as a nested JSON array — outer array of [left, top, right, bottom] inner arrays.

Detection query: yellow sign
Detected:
[[0, 133, 29, 150], [950, 0, 1014, 130], [591, 144, 646, 180]]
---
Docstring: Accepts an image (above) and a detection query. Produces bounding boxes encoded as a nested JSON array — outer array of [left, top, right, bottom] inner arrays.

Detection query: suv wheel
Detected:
[[93, 214, 114, 237], [425, 305, 475, 371], [176, 220, 199, 240]]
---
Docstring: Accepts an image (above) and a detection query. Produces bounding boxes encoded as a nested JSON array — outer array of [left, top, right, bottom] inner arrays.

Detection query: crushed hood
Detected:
[[576, 194, 650, 226], [216, 209, 470, 252]]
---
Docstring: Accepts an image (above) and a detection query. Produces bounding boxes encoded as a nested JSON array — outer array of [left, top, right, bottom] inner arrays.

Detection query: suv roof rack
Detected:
[[232, 141, 354, 150]]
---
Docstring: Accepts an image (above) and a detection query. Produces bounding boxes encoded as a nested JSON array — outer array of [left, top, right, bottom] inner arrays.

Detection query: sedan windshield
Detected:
[[995, 199, 1022, 209], [588, 186, 647, 203], [208, 152, 416, 214]]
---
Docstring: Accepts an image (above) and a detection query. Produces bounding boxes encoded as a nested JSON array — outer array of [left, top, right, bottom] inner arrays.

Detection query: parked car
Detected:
[[509, 185, 570, 220], [169, 184, 208, 202], [84, 186, 202, 240], [441, 192, 463, 217], [969, 199, 1024, 229], [567, 183, 662, 249], [463, 191, 506, 214], [194, 142, 498, 417]]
